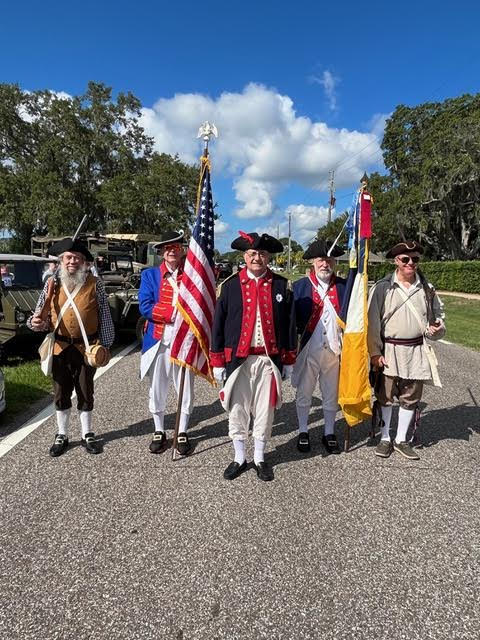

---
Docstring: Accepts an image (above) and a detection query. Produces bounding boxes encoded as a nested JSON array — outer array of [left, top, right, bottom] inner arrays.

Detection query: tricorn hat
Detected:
[[49, 237, 94, 262], [151, 230, 185, 250], [386, 240, 424, 259], [231, 231, 284, 254], [302, 239, 343, 260]]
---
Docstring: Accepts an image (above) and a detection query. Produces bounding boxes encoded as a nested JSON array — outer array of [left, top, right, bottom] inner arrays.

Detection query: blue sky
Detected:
[[2, 0, 479, 251]]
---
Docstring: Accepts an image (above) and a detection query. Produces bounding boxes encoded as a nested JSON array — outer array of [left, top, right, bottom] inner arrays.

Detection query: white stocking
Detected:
[[380, 405, 393, 441], [56, 409, 71, 436], [396, 407, 414, 443]]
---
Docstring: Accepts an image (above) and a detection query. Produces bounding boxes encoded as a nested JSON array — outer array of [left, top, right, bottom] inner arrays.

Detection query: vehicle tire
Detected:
[[135, 317, 146, 345]]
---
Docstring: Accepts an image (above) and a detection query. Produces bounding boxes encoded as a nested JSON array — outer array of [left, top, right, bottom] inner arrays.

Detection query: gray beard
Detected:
[[59, 264, 88, 291], [316, 268, 333, 283]]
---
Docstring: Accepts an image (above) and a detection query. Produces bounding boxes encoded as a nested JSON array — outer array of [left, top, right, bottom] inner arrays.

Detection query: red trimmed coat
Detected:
[[210, 268, 297, 379]]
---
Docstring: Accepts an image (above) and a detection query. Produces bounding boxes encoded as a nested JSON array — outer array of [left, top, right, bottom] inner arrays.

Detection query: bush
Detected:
[[368, 261, 480, 293]]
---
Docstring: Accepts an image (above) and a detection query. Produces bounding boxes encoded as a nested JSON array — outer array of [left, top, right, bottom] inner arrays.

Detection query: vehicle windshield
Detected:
[[0, 261, 46, 289]]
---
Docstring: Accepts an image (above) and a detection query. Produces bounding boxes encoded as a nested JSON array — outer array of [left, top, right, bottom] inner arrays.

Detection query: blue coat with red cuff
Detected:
[[293, 274, 347, 351], [138, 262, 182, 355], [210, 268, 297, 379]]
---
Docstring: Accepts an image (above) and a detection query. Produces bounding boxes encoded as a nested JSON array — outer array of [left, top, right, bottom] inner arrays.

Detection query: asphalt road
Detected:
[[1, 341, 479, 640]]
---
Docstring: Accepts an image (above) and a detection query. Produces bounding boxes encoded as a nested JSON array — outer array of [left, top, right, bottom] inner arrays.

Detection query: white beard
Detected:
[[316, 267, 333, 283], [59, 264, 88, 291]]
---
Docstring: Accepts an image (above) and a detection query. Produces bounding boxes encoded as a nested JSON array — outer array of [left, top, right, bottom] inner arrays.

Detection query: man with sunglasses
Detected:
[[368, 241, 445, 460], [210, 231, 297, 481], [139, 230, 195, 456]]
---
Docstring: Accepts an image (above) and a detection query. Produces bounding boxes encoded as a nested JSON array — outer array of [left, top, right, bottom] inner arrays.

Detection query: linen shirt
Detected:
[[367, 272, 445, 380]]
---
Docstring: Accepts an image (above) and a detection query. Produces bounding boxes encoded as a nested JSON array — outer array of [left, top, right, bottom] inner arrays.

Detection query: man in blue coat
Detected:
[[292, 239, 346, 454], [139, 230, 195, 456]]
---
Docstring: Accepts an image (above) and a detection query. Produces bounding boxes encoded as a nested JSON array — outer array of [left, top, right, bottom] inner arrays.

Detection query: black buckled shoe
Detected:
[[176, 433, 192, 456], [223, 460, 248, 480], [149, 431, 167, 454], [49, 434, 69, 458], [81, 432, 103, 454], [322, 434, 341, 455], [253, 461, 274, 482], [297, 432, 311, 453]]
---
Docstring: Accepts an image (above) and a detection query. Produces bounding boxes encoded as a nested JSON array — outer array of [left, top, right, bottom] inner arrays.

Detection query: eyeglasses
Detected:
[[245, 251, 269, 259], [399, 255, 420, 264]]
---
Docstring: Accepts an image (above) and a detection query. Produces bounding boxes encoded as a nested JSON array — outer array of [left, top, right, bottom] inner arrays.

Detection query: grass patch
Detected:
[[2, 357, 53, 425], [441, 296, 480, 351]]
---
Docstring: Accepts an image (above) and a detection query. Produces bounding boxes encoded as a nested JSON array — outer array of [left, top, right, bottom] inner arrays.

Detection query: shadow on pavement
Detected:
[[102, 397, 228, 446], [416, 402, 480, 448]]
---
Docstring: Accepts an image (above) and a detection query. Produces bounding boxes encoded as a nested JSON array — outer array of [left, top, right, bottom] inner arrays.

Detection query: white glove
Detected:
[[282, 365, 294, 381], [213, 367, 226, 383]]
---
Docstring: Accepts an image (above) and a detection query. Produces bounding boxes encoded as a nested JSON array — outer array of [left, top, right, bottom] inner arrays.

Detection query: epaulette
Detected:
[[216, 271, 237, 297]]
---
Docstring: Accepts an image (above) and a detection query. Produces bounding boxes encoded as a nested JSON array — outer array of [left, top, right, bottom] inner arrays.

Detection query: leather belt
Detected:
[[384, 336, 424, 346], [55, 332, 99, 345]]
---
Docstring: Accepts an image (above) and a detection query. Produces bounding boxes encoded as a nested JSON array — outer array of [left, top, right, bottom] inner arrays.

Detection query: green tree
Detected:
[[316, 212, 348, 250], [380, 95, 480, 258], [278, 237, 303, 253], [0, 82, 199, 250]]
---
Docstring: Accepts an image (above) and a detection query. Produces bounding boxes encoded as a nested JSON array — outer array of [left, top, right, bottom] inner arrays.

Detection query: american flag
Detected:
[[170, 155, 216, 382]]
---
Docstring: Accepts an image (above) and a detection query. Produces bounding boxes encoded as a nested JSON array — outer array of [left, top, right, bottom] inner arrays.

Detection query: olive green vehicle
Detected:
[[31, 233, 164, 342], [0, 254, 56, 360]]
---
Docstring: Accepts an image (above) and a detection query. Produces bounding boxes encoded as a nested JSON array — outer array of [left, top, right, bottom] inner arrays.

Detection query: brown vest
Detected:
[[50, 274, 99, 355]]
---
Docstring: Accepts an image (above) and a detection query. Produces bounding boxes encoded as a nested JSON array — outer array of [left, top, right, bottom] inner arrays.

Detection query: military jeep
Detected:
[[0, 254, 56, 360], [93, 251, 144, 338]]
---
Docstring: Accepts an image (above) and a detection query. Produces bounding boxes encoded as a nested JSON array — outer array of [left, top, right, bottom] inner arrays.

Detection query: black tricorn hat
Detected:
[[152, 230, 185, 250], [49, 237, 94, 262], [303, 239, 343, 260], [386, 240, 424, 259], [231, 231, 284, 254]]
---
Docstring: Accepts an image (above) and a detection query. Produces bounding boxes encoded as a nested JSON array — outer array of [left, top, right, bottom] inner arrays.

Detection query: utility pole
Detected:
[[287, 209, 292, 273], [327, 170, 335, 225]]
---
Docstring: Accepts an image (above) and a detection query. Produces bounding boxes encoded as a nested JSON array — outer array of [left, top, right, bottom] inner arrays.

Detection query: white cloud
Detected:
[[214, 219, 230, 236], [140, 83, 383, 220], [367, 112, 391, 140], [310, 70, 339, 111], [257, 205, 330, 249]]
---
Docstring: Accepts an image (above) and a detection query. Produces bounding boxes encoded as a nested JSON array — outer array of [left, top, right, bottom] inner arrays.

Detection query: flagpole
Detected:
[[171, 121, 218, 461]]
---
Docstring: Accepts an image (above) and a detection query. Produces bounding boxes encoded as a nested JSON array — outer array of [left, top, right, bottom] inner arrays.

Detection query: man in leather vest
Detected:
[[138, 230, 195, 456], [368, 241, 445, 460], [29, 238, 115, 457]]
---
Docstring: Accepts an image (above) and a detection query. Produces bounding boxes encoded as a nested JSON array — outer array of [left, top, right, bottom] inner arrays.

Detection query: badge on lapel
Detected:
[[276, 293, 283, 302]]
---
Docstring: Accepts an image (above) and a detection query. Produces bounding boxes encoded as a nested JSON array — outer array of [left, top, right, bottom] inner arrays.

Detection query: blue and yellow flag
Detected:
[[338, 182, 372, 426]]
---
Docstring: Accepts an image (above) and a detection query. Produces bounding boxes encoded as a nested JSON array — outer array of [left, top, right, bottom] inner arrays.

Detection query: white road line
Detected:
[[0, 341, 138, 460], [439, 339, 453, 345]]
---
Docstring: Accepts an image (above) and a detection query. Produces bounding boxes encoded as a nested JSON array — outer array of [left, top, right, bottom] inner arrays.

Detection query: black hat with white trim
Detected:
[[302, 239, 343, 260]]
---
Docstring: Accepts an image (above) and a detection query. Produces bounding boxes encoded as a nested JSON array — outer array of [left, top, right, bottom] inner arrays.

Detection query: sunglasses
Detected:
[[399, 255, 420, 264]]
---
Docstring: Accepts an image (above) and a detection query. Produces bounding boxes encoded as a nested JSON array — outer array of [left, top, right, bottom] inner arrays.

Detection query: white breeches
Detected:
[[148, 344, 194, 416], [295, 346, 340, 412], [228, 356, 275, 442]]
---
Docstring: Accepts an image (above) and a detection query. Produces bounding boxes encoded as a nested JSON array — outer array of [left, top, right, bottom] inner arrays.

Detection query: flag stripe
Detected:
[[169, 156, 216, 382]]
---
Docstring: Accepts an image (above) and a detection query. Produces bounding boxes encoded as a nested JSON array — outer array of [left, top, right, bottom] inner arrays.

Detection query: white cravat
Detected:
[[310, 277, 341, 356]]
